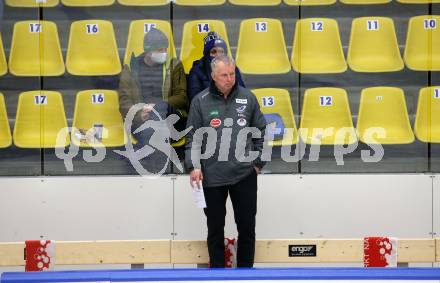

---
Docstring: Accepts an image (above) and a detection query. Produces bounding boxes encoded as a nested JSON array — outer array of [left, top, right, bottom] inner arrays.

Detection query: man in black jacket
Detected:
[[187, 32, 245, 103], [185, 55, 266, 268]]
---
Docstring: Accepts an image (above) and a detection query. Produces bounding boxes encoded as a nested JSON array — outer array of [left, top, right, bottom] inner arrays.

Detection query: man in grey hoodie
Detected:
[[185, 55, 266, 268]]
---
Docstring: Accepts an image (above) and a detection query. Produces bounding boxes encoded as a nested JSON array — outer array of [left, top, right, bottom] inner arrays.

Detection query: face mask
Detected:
[[151, 52, 167, 64]]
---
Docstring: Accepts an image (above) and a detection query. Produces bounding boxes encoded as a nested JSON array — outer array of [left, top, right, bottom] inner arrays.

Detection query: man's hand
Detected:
[[190, 169, 203, 189], [141, 103, 155, 121], [254, 166, 261, 174]]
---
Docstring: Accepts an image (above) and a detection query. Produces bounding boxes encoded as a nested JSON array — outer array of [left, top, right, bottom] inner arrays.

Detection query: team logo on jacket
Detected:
[[237, 118, 247, 127], [236, 105, 246, 114], [210, 118, 222, 128], [209, 110, 219, 116]]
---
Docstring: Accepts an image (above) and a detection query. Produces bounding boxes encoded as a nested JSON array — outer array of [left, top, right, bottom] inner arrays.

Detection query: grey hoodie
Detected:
[[185, 82, 266, 188]]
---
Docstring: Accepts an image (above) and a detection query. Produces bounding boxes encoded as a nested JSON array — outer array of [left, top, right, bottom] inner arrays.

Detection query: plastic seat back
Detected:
[[174, 0, 225, 5], [292, 18, 347, 73], [0, 35, 7, 76], [253, 88, 298, 146], [357, 87, 414, 144], [404, 15, 440, 71], [415, 87, 440, 143], [72, 90, 127, 148], [341, 0, 390, 4], [13, 90, 69, 148], [300, 87, 356, 145], [5, 0, 59, 7], [118, 0, 168, 5], [348, 17, 403, 72], [284, 0, 335, 5], [61, 0, 114, 6], [9, 21, 65, 76], [0, 93, 12, 148], [236, 18, 291, 74], [66, 20, 121, 76], [229, 0, 281, 5], [397, 0, 440, 3]]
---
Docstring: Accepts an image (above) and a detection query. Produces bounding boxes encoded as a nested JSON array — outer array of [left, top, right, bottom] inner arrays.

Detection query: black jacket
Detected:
[[187, 56, 245, 103]]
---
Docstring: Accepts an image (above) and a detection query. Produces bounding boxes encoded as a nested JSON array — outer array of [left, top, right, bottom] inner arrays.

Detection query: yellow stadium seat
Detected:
[[357, 87, 414, 144], [5, 0, 59, 7], [9, 21, 65, 77], [0, 36, 7, 76], [62, 0, 114, 6], [117, 0, 168, 5], [174, 0, 225, 5], [229, 0, 280, 5], [292, 18, 347, 74], [124, 20, 176, 66], [66, 20, 121, 76], [252, 88, 298, 146], [347, 17, 403, 72], [284, 0, 335, 5], [0, 93, 12, 148], [72, 90, 126, 148], [236, 18, 291, 74], [180, 20, 231, 74], [341, 0, 390, 4], [13, 91, 69, 148], [397, 0, 440, 3], [299, 87, 356, 145], [404, 15, 440, 71], [415, 87, 440, 143]]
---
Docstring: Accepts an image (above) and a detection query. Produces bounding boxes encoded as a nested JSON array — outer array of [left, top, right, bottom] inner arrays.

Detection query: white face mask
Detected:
[[150, 52, 167, 64]]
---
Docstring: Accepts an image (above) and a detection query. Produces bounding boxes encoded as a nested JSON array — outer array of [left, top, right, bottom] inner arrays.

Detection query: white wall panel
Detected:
[[0, 174, 433, 242], [280, 175, 432, 238], [0, 176, 173, 241]]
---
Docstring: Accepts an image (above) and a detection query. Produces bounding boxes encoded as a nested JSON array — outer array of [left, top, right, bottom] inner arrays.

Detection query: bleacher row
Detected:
[[0, 16, 440, 77], [0, 86, 439, 149], [4, 0, 440, 7]]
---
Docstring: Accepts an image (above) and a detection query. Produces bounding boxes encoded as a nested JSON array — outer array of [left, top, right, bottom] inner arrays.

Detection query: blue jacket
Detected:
[[187, 56, 245, 102]]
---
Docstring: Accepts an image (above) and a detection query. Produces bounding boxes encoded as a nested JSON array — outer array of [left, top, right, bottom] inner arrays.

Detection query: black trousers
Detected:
[[203, 169, 258, 268]]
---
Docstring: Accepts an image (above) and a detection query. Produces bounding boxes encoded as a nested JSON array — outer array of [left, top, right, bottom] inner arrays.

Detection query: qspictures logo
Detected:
[[55, 104, 386, 175]]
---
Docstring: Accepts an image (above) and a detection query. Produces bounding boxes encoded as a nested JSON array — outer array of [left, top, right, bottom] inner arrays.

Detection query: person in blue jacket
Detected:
[[187, 32, 245, 103]]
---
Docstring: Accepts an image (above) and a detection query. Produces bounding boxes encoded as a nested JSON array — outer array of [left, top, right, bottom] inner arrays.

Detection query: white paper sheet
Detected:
[[191, 181, 207, 209]]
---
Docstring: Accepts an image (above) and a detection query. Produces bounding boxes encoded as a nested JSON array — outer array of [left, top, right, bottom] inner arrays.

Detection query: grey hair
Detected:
[[211, 55, 235, 73]]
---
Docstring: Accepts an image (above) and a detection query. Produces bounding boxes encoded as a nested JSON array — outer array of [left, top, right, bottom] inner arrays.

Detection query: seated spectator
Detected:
[[118, 28, 188, 174], [187, 32, 245, 102]]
